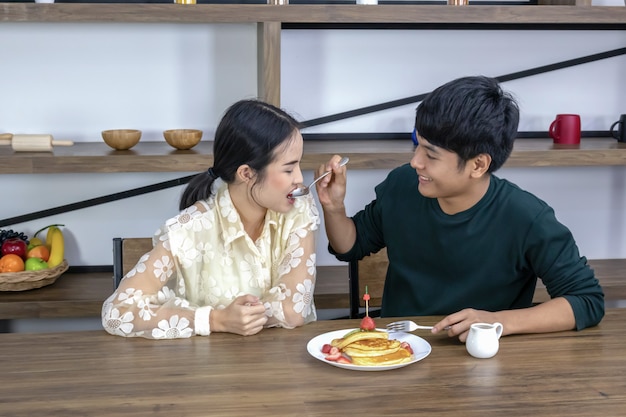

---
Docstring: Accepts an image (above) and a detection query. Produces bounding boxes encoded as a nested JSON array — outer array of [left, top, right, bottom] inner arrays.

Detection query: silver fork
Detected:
[[386, 320, 438, 333], [288, 156, 349, 198]]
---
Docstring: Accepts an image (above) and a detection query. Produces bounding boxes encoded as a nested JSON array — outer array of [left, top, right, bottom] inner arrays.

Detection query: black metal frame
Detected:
[[348, 259, 383, 319], [349, 260, 361, 319], [112, 237, 123, 289]]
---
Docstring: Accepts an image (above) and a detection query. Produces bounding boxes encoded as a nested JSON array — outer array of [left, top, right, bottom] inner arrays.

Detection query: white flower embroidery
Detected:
[[117, 287, 144, 305], [153, 256, 175, 282], [175, 297, 190, 308], [104, 307, 135, 336], [289, 228, 307, 245], [177, 237, 199, 268], [241, 254, 264, 288], [223, 286, 245, 300], [306, 254, 316, 277], [264, 300, 285, 322], [201, 271, 222, 305], [157, 286, 176, 304], [218, 193, 239, 223], [196, 241, 215, 263], [278, 247, 304, 276], [268, 283, 291, 301], [177, 206, 202, 227], [158, 288, 190, 309], [190, 211, 214, 232], [137, 298, 156, 321], [176, 277, 186, 297], [292, 279, 314, 317], [165, 207, 195, 232], [219, 246, 234, 267], [151, 315, 193, 339], [309, 202, 320, 230]]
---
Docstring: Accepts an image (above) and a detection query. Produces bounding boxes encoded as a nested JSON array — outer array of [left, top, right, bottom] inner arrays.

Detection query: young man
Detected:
[[316, 76, 604, 342]]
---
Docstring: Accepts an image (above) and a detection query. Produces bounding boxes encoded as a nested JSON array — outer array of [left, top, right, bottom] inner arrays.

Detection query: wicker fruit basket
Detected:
[[0, 260, 69, 291]]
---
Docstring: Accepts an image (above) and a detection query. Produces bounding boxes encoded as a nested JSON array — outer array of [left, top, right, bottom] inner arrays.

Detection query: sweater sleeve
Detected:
[[524, 206, 605, 330], [331, 170, 393, 262]]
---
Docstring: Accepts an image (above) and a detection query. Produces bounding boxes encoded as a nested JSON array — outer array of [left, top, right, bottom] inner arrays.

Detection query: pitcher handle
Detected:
[[610, 120, 621, 140], [494, 322, 503, 339]]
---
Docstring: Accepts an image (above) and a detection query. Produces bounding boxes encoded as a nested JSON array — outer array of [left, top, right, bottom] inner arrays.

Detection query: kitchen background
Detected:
[[1, 0, 624, 330]]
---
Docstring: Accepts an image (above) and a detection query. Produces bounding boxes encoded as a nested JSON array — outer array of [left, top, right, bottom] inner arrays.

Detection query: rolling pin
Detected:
[[0, 133, 74, 152]]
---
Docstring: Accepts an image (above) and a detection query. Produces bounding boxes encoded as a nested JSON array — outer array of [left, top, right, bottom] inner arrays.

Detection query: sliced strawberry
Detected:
[[325, 351, 342, 361], [336, 356, 352, 364], [321, 344, 332, 354], [400, 341, 414, 354]]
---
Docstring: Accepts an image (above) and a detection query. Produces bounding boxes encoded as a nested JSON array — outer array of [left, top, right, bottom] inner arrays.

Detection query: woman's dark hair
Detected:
[[179, 99, 302, 210], [414, 76, 519, 173]]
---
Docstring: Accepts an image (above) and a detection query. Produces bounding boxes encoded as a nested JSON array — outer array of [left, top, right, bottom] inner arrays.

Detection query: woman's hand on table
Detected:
[[211, 294, 268, 336]]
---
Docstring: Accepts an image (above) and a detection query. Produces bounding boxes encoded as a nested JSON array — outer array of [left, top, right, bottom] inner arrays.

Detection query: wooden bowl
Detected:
[[163, 129, 203, 150], [101, 129, 142, 150]]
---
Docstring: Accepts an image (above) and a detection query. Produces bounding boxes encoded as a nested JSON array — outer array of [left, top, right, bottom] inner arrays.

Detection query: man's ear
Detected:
[[236, 164, 255, 183], [470, 153, 492, 178]]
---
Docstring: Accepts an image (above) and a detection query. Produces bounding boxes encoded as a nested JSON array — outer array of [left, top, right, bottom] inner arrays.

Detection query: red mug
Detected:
[[549, 114, 581, 145]]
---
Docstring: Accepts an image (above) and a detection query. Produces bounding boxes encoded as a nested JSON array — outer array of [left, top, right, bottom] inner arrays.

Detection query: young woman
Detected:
[[102, 100, 320, 339]]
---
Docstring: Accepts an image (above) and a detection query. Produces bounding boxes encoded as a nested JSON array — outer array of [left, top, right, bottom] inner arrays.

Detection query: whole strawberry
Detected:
[[360, 316, 376, 331]]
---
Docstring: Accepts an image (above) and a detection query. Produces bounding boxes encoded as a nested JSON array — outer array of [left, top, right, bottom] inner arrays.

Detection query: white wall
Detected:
[[1, 13, 625, 271]]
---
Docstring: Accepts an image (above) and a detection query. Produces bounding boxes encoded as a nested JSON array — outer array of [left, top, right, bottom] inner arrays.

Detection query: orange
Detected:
[[0, 254, 25, 273], [27, 245, 50, 262]]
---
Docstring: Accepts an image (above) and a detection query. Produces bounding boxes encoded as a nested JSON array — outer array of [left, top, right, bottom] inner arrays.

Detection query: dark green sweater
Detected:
[[333, 164, 604, 330]]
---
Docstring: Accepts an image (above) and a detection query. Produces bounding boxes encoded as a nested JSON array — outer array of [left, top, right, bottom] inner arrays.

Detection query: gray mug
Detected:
[[610, 114, 626, 143]]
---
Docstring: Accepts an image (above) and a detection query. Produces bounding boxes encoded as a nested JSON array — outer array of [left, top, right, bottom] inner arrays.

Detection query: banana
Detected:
[[47, 227, 65, 268], [331, 329, 388, 350], [46, 225, 58, 249], [33, 224, 65, 250]]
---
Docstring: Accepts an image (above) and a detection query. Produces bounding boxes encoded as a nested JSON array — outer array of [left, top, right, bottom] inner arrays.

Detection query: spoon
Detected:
[[289, 156, 350, 198]]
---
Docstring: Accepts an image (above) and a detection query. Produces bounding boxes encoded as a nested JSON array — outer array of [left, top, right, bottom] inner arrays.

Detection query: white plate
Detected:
[[306, 328, 432, 371]]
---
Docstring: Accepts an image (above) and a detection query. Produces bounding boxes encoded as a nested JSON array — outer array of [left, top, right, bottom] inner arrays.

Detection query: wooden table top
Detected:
[[1, 309, 625, 416]]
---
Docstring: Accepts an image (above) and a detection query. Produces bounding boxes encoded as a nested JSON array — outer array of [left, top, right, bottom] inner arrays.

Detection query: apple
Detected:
[[1, 238, 28, 260], [25, 257, 49, 271]]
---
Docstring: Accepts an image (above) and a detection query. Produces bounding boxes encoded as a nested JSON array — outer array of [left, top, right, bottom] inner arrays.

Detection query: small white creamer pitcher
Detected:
[[466, 322, 503, 359]]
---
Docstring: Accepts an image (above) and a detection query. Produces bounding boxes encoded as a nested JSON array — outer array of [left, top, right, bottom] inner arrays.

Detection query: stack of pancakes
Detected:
[[331, 329, 413, 366]]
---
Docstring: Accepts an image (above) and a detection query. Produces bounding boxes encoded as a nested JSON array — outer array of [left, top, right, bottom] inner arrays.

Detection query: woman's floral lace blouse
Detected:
[[102, 179, 320, 339]]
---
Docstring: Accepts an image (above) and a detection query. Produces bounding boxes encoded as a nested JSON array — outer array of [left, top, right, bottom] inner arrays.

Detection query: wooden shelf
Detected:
[[2, 4, 626, 25], [2, 4, 624, 174], [0, 138, 624, 174]]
